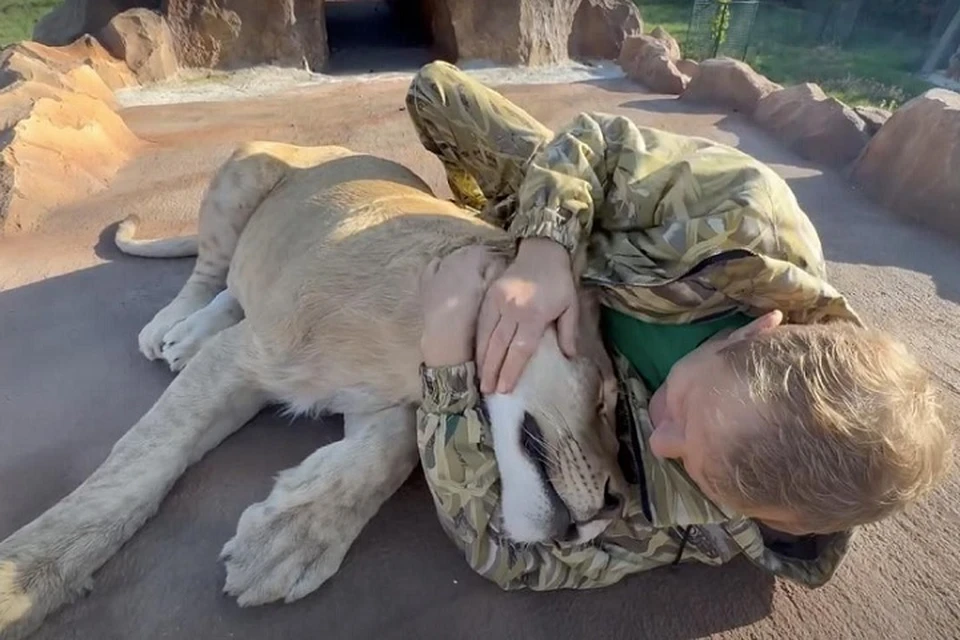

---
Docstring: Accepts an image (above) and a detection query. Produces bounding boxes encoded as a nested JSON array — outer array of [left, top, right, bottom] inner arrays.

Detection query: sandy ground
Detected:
[[113, 60, 626, 107], [1, 75, 958, 640]]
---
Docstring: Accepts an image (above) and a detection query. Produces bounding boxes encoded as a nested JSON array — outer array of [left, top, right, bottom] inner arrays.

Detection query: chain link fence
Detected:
[[679, 0, 938, 62], [637, 0, 951, 107], [684, 0, 760, 60]]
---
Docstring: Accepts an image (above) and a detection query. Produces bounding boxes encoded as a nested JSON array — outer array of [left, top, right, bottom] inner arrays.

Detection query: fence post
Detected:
[[932, 0, 960, 43], [922, 6, 960, 74]]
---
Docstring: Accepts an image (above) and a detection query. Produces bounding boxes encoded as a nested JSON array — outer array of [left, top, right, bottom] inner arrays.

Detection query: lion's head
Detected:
[[486, 290, 626, 545]]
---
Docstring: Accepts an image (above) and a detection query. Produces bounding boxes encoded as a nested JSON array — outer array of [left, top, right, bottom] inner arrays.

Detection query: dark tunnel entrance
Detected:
[[324, 0, 437, 74]]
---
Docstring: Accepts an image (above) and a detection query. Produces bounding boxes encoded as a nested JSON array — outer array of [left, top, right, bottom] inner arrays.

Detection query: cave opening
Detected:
[[323, 0, 438, 74]]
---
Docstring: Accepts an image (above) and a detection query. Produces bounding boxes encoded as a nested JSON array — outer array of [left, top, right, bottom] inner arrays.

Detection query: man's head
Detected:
[[648, 311, 953, 536]]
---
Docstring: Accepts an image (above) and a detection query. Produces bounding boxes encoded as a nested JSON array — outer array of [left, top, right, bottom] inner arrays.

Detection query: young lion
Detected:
[[0, 144, 621, 640]]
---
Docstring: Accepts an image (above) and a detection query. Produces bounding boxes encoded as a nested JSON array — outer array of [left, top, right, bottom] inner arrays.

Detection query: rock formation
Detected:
[[851, 89, 960, 238], [853, 105, 891, 137], [754, 83, 870, 167], [162, 0, 328, 70], [1, 33, 143, 234], [98, 8, 179, 83], [30, 0, 642, 72], [33, 0, 161, 47], [568, 0, 643, 61], [619, 34, 688, 95], [680, 57, 782, 116]]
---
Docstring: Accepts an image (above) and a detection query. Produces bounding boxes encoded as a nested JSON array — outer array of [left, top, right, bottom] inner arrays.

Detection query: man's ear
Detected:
[[727, 310, 784, 343]]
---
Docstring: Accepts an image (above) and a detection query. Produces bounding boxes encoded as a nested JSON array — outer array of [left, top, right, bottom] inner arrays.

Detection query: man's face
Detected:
[[646, 312, 812, 537]]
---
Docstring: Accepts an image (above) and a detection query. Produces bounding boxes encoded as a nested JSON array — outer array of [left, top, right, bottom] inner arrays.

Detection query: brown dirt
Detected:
[[1, 77, 958, 640]]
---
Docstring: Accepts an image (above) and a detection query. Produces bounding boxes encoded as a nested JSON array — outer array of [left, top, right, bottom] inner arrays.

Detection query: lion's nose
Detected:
[[548, 506, 574, 541], [601, 478, 622, 516]]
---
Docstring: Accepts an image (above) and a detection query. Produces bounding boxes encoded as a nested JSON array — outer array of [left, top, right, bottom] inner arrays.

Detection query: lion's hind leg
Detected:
[[138, 142, 301, 361], [160, 289, 244, 371], [0, 321, 269, 640]]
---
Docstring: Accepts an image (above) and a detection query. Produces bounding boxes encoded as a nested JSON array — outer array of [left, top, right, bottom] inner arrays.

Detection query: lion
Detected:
[[0, 142, 624, 639]]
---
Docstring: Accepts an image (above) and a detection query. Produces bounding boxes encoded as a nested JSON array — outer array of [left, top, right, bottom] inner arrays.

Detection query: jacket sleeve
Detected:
[[508, 113, 642, 266], [416, 362, 643, 590]]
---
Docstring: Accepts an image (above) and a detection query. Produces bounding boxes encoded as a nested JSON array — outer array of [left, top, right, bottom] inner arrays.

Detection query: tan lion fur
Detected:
[[0, 142, 622, 640]]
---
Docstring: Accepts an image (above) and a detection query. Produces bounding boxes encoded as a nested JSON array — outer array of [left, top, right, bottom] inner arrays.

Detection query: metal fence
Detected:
[[685, 0, 760, 60], [638, 0, 955, 107], [652, 0, 958, 64]]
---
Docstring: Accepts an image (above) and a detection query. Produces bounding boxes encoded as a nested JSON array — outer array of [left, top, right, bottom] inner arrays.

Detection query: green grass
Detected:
[[0, 0, 58, 48], [636, 1, 934, 109], [639, 2, 693, 44]]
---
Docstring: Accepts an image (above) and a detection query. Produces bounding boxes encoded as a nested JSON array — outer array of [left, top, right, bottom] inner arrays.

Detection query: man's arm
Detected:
[[477, 113, 645, 394], [417, 363, 642, 591], [509, 113, 643, 266], [416, 247, 673, 590]]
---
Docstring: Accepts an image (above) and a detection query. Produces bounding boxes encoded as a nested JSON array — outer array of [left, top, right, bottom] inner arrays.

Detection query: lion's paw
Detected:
[[160, 296, 241, 372], [138, 298, 209, 361], [220, 498, 352, 607], [0, 555, 91, 640]]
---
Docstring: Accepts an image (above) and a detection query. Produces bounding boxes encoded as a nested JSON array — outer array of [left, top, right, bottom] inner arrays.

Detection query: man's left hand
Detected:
[[476, 238, 579, 395]]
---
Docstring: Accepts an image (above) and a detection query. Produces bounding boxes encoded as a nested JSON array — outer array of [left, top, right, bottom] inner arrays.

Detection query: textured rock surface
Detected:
[[98, 8, 179, 83], [31, 0, 649, 70], [675, 58, 699, 80], [162, 0, 328, 70], [0, 82, 141, 234], [568, 0, 643, 61], [0, 32, 142, 233], [851, 89, 960, 238], [650, 25, 680, 60], [418, 0, 459, 61], [853, 105, 892, 136], [429, 0, 580, 66], [32, 0, 160, 46], [681, 57, 782, 116], [0, 39, 133, 102], [754, 83, 869, 167], [619, 34, 688, 95]]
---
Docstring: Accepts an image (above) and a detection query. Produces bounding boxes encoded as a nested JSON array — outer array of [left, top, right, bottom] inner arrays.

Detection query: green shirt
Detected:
[[601, 307, 753, 390]]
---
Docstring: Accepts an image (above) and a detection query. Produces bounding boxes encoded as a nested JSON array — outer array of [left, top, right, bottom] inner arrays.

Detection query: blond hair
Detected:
[[717, 322, 953, 533]]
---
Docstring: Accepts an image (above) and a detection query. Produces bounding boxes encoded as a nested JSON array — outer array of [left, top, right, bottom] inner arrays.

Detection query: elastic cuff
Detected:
[[420, 362, 480, 414], [509, 210, 581, 255]]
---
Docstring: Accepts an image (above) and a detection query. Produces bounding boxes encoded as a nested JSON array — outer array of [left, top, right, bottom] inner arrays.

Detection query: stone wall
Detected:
[[30, 0, 643, 72]]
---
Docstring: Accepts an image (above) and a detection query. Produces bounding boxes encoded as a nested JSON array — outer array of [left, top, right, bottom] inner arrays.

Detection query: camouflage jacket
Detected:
[[410, 65, 862, 591]]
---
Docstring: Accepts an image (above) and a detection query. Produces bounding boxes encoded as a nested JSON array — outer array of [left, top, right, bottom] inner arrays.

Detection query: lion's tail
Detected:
[[114, 215, 200, 258]]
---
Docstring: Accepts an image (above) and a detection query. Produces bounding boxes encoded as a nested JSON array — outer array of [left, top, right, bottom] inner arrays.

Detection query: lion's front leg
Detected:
[[221, 405, 418, 606], [0, 322, 268, 640]]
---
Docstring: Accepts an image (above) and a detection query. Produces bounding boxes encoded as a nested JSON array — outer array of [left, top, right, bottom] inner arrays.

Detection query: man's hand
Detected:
[[419, 246, 505, 368], [476, 238, 579, 394]]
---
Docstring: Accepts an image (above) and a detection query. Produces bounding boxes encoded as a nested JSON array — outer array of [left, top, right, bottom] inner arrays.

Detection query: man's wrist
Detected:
[[421, 350, 473, 368], [517, 236, 570, 259], [420, 336, 473, 368], [420, 361, 480, 413]]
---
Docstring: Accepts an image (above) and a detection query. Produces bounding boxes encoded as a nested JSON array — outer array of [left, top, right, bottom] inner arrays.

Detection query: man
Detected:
[[406, 61, 951, 590]]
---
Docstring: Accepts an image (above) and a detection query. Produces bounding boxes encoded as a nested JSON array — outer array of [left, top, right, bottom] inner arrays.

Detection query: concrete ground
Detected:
[[1, 77, 958, 640]]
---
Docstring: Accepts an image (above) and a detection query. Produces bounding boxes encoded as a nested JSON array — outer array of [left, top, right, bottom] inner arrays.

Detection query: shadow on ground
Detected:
[[0, 253, 776, 640]]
